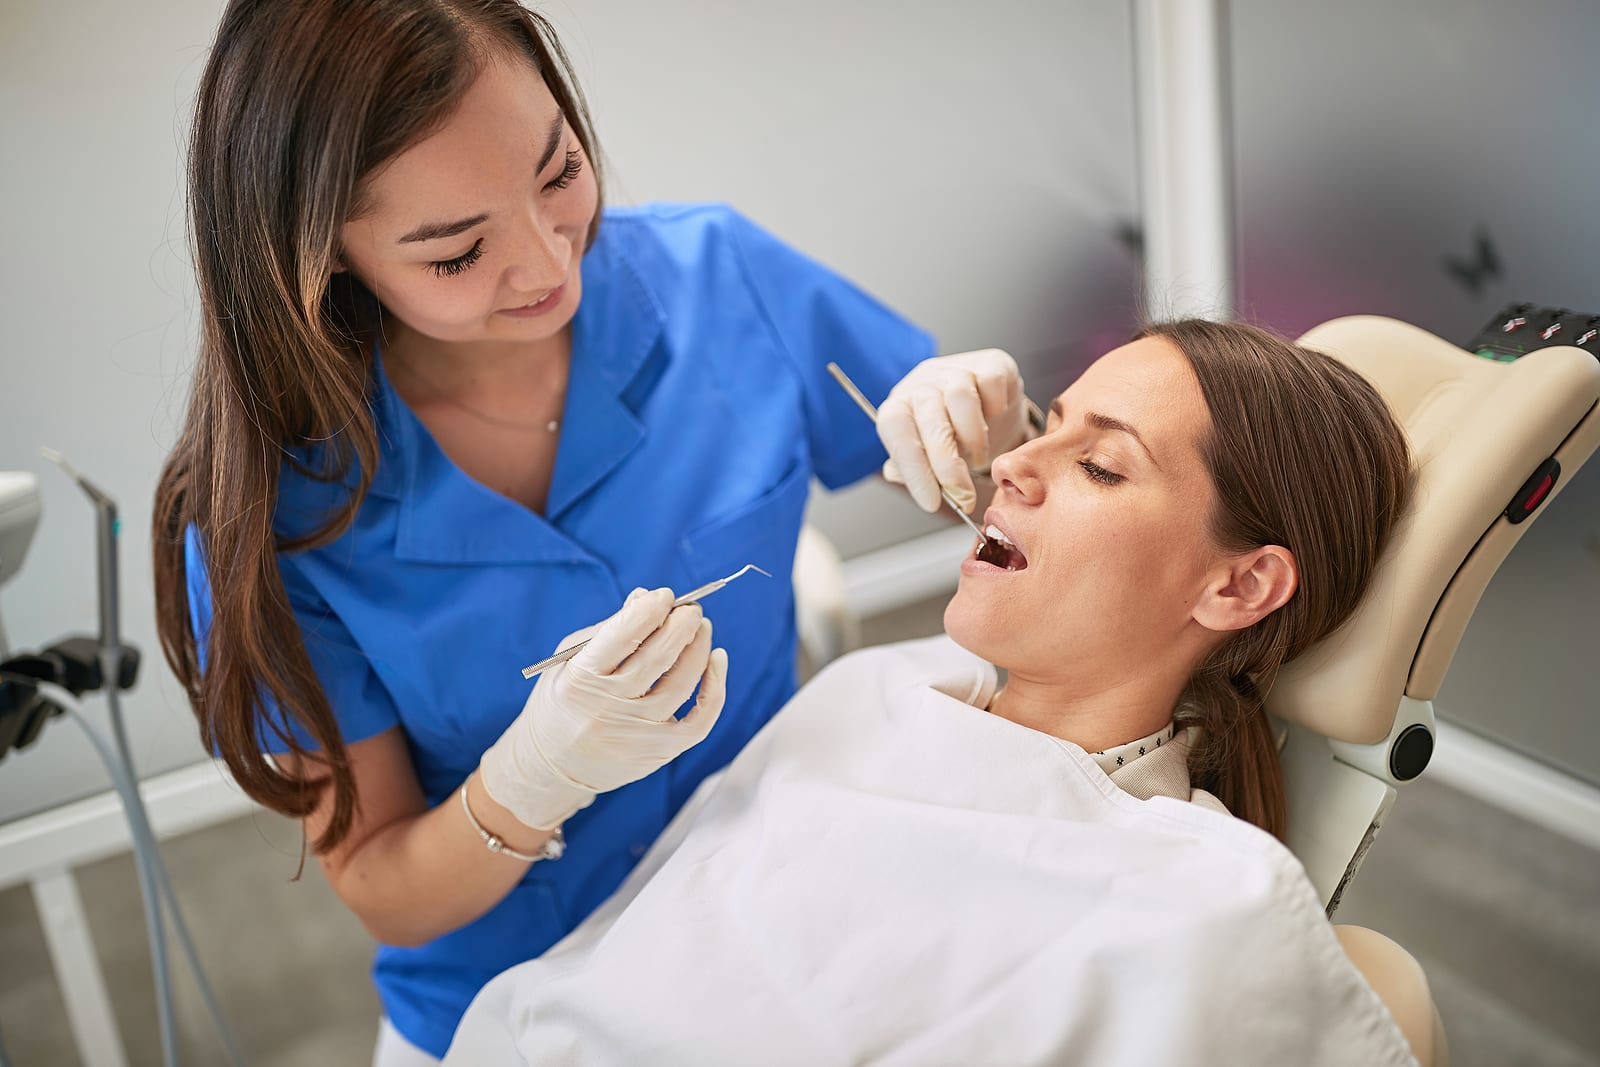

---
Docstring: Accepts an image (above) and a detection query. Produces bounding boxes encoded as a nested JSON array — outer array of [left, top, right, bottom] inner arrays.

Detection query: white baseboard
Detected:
[[0, 760, 255, 890], [1427, 718, 1600, 855], [840, 525, 968, 618]]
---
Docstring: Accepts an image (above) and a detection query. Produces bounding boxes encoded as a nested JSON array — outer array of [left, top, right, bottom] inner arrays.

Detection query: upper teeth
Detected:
[[984, 524, 1014, 548]]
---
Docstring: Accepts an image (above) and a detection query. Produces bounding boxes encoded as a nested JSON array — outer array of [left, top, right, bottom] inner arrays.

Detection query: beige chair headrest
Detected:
[[1268, 316, 1600, 744]]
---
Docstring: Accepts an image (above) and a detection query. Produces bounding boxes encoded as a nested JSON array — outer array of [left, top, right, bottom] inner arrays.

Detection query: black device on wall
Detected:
[[0, 639, 140, 762]]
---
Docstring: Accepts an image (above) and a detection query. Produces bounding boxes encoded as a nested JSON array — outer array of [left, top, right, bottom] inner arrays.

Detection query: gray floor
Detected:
[[0, 810, 382, 1066], [2, 595, 1597, 1065]]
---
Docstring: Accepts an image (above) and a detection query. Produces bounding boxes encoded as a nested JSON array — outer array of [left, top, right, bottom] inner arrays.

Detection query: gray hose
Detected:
[[37, 681, 180, 1067], [100, 658, 245, 1067], [34, 451, 243, 1064]]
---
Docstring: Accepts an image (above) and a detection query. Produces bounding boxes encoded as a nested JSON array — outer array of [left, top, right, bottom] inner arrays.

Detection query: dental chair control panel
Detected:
[[1469, 303, 1600, 363], [1467, 304, 1597, 526]]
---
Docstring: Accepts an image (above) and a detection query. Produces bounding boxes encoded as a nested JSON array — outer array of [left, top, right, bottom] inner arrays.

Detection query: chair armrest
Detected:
[[1334, 924, 1445, 1067]]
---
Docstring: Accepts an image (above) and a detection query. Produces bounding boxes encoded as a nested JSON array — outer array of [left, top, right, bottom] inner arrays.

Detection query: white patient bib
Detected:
[[447, 636, 1414, 1067]]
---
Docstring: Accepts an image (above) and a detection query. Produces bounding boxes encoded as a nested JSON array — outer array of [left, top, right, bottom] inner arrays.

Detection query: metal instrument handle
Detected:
[[519, 565, 771, 679]]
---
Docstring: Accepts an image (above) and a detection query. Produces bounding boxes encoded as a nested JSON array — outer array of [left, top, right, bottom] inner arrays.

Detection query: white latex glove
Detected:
[[479, 588, 728, 831], [877, 348, 1028, 514]]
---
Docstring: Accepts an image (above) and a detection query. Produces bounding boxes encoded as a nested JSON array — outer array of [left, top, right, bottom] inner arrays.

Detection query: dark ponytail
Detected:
[[1143, 320, 1414, 840], [1175, 665, 1286, 839]]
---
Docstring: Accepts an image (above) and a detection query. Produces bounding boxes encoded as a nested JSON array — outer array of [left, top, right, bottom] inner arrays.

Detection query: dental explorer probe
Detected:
[[823, 362, 993, 546], [520, 564, 772, 679]]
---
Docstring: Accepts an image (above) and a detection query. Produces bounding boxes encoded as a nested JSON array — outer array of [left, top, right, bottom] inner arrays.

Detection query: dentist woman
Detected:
[[151, 1, 1030, 1062]]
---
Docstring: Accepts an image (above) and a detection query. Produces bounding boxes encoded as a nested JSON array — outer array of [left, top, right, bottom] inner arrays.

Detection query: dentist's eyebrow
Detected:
[[1051, 398, 1160, 467], [532, 113, 565, 173], [398, 213, 489, 244], [396, 116, 566, 244]]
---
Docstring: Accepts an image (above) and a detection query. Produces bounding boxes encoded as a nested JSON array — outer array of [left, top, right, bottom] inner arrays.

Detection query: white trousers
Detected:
[[373, 1017, 442, 1067]]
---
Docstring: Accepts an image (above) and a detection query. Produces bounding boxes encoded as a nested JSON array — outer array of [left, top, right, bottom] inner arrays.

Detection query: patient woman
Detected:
[[445, 320, 1420, 1066]]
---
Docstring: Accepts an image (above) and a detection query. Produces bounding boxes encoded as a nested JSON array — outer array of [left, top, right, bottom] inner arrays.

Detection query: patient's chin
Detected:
[[943, 595, 1005, 663]]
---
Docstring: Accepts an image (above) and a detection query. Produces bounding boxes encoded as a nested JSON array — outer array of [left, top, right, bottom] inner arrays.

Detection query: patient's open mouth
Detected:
[[975, 524, 1028, 571]]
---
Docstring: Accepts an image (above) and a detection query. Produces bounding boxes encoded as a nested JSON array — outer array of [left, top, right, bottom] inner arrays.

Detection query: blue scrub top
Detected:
[[185, 203, 933, 1057]]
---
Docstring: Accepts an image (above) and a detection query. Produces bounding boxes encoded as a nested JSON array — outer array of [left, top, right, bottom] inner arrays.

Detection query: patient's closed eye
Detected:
[[1079, 460, 1124, 486]]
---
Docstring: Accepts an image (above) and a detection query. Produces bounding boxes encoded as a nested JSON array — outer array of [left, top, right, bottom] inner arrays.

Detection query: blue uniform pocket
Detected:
[[678, 458, 810, 598], [669, 458, 809, 808], [675, 456, 809, 719]]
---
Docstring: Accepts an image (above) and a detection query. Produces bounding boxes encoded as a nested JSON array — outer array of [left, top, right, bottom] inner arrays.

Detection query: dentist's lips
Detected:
[[972, 519, 1027, 571], [498, 283, 566, 317]]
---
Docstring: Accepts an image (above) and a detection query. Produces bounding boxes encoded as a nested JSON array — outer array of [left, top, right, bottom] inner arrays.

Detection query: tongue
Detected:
[[976, 537, 1026, 570], [975, 537, 1011, 568]]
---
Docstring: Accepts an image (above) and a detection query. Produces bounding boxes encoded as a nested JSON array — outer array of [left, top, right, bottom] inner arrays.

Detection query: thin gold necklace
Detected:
[[388, 356, 565, 433], [435, 392, 563, 434]]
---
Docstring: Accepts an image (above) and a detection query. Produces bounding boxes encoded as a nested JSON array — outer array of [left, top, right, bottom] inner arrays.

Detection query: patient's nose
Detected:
[[990, 446, 1044, 503]]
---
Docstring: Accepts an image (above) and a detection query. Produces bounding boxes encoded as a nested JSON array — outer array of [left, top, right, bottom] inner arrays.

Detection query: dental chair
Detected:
[[1262, 315, 1598, 1067], [1274, 314, 1599, 908]]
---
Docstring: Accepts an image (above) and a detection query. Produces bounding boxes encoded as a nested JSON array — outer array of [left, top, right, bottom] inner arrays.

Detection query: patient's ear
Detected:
[[1193, 546, 1298, 633]]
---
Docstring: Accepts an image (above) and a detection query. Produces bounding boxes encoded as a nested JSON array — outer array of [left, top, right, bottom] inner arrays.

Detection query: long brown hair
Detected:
[[1140, 320, 1413, 839], [153, 0, 603, 854]]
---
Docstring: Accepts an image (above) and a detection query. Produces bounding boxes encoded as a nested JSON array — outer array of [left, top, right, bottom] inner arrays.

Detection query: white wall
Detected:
[[1, 0, 222, 821], [0, 1, 1141, 820]]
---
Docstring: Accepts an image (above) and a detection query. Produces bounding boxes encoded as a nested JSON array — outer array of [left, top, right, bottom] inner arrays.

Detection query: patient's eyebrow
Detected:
[[1087, 412, 1157, 465], [1051, 398, 1159, 467], [396, 116, 566, 244]]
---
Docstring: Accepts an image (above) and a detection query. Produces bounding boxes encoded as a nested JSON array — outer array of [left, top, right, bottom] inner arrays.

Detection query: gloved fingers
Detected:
[[970, 350, 1026, 453], [572, 587, 676, 675], [878, 396, 944, 513], [675, 646, 728, 743], [978, 366, 1022, 422], [642, 617, 714, 720], [940, 373, 991, 470], [611, 602, 705, 697], [912, 388, 978, 513]]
